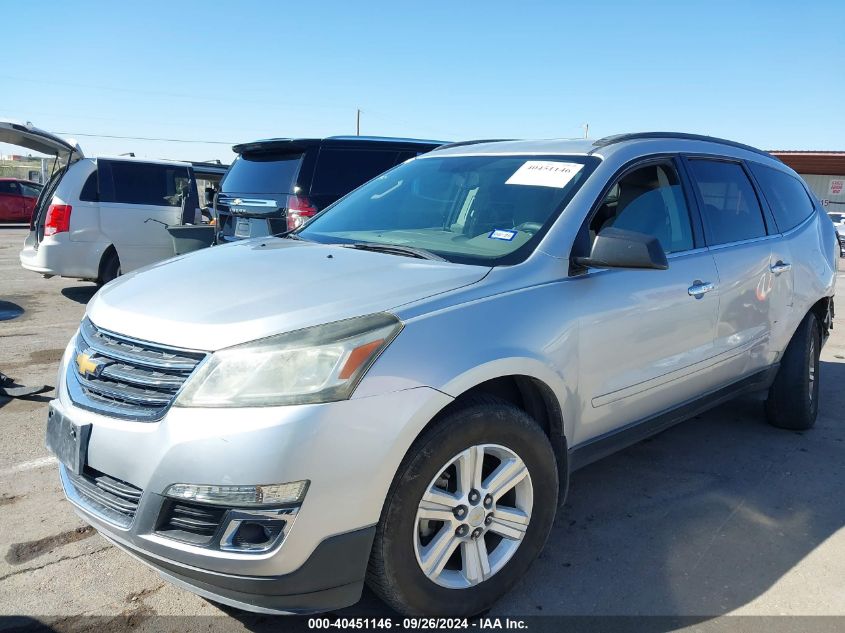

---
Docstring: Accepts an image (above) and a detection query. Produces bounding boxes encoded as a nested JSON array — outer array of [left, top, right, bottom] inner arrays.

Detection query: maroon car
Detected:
[[0, 177, 42, 222]]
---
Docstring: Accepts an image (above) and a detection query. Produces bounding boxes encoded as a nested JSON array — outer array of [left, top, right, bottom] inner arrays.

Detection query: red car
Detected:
[[0, 177, 42, 222]]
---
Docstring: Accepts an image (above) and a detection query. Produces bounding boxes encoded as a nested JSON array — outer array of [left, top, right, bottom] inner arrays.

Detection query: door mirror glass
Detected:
[[576, 226, 669, 270]]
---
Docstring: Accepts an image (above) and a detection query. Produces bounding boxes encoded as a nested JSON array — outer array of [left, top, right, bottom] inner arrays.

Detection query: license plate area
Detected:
[[45, 405, 91, 475], [234, 218, 251, 238]]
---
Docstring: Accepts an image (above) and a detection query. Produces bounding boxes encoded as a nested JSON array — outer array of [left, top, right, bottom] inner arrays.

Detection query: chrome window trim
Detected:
[[707, 233, 778, 252]]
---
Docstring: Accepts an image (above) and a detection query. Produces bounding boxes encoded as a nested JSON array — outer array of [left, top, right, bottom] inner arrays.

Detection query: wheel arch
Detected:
[[97, 244, 119, 282], [420, 366, 570, 506]]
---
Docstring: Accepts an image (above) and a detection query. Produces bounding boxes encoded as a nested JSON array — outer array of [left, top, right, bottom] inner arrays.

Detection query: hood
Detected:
[[0, 120, 83, 162], [87, 239, 490, 350]]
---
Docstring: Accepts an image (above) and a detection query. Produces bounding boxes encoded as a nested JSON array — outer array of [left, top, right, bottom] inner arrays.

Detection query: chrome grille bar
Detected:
[[67, 318, 207, 421]]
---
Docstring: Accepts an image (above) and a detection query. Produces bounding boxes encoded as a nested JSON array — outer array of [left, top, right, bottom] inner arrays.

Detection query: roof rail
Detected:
[[435, 139, 515, 151], [592, 132, 774, 158]]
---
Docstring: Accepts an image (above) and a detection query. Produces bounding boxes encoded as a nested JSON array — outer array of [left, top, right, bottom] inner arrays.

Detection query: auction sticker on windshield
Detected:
[[505, 160, 584, 188]]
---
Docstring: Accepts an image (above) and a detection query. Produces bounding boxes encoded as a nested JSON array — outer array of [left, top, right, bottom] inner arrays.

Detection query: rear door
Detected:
[[0, 181, 24, 221], [683, 157, 785, 382], [97, 160, 189, 271], [216, 149, 307, 241]]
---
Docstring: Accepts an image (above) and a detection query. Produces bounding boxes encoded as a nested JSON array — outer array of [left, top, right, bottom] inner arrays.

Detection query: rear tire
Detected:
[[765, 313, 820, 430], [367, 396, 558, 616], [98, 250, 121, 286]]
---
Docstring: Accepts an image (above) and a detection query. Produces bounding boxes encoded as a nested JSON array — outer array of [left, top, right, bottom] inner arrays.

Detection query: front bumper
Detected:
[[51, 377, 451, 613]]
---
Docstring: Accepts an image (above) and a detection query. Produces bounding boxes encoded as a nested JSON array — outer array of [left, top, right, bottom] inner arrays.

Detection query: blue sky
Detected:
[[2, 0, 842, 163]]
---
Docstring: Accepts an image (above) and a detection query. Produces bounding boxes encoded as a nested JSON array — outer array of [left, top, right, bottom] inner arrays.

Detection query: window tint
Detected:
[[0, 181, 21, 195], [311, 149, 399, 195], [687, 160, 766, 245], [79, 172, 98, 202], [749, 163, 816, 232], [20, 183, 41, 197], [590, 163, 694, 254], [100, 161, 190, 207], [221, 152, 303, 194]]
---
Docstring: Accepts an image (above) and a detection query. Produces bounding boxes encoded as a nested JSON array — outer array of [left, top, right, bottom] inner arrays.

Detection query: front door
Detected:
[[574, 159, 720, 444]]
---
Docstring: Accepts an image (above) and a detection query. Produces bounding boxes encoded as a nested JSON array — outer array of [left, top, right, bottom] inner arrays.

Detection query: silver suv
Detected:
[[46, 133, 837, 616]]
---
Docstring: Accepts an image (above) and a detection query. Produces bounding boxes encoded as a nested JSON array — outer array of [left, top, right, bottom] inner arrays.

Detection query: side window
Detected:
[[590, 163, 694, 254], [79, 172, 98, 202], [0, 181, 21, 195], [311, 149, 399, 195], [686, 160, 766, 245], [748, 163, 816, 232], [100, 161, 190, 207], [20, 183, 41, 197]]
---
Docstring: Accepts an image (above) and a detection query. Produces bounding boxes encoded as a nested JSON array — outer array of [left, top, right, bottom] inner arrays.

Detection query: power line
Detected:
[[56, 132, 235, 145]]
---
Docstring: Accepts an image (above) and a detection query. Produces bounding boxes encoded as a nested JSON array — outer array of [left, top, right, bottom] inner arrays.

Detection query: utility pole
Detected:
[[356, 109, 361, 136], [582, 123, 589, 139]]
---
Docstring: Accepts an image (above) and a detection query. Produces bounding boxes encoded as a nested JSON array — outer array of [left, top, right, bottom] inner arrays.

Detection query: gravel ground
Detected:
[[1, 226, 844, 631]]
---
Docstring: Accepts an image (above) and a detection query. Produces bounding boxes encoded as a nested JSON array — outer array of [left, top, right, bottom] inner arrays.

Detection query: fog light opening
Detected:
[[232, 521, 284, 549]]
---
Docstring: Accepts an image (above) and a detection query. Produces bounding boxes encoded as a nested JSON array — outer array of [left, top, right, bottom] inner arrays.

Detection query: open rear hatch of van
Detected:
[[0, 120, 84, 244]]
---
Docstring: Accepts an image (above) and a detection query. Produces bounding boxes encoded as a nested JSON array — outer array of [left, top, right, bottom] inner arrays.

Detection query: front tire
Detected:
[[367, 397, 558, 616], [766, 313, 820, 430]]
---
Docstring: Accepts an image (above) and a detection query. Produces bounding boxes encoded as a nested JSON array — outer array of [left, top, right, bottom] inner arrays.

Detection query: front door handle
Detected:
[[770, 261, 792, 275], [688, 281, 715, 298]]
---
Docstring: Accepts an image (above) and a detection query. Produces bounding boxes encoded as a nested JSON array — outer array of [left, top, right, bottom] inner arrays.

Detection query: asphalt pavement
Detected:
[[1, 226, 843, 631]]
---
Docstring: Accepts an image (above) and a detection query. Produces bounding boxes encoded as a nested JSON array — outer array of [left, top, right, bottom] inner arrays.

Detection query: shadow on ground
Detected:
[[60, 286, 97, 305], [222, 362, 845, 630]]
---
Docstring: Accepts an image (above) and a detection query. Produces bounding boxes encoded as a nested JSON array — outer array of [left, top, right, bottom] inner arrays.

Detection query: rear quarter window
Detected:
[[99, 161, 190, 207], [748, 163, 817, 232], [310, 148, 399, 195]]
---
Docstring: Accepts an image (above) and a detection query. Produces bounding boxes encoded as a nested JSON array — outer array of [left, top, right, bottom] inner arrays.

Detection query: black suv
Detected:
[[215, 136, 445, 241]]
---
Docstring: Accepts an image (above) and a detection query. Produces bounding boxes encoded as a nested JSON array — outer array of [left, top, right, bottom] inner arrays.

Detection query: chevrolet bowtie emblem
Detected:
[[232, 198, 243, 205], [75, 351, 105, 379]]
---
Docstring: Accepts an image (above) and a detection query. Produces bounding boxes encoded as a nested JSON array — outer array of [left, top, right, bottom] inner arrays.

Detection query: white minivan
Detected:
[[1, 121, 221, 284]]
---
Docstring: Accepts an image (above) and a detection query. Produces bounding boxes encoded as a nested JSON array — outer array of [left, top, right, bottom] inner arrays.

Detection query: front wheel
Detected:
[[367, 397, 558, 616]]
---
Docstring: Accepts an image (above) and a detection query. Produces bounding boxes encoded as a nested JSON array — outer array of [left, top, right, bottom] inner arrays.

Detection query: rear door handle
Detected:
[[770, 261, 792, 275], [688, 281, 715, 298]]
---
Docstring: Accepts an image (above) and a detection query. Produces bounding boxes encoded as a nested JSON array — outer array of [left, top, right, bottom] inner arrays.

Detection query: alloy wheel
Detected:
[[412, 444, 533, 589]]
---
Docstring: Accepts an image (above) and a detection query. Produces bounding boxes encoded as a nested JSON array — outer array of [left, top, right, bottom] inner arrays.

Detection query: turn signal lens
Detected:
[[165, 481, 309, 507]]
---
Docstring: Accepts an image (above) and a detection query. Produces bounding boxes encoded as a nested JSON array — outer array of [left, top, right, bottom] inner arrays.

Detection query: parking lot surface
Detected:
[[1, 226, 844, 630]]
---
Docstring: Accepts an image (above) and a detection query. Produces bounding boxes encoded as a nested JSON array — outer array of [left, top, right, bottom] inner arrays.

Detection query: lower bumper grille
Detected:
[[156, 500, 228, 545], [66, 468, 143, 528]]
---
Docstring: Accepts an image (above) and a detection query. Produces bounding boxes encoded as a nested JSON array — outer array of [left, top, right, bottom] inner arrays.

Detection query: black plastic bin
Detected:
[[166, 225, 216, 256]]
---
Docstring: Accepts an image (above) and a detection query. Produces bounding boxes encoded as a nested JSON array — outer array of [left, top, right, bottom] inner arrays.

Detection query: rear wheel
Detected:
[[367, 397, 558, 616], [98, 250, 121, 286], [766, 313, 820, 430]]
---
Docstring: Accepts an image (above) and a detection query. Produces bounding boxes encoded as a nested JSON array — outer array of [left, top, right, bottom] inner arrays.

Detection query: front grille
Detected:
[[156, 500, 228, 545], [66, 467, 143, 528], [67, 318, 206, 421]]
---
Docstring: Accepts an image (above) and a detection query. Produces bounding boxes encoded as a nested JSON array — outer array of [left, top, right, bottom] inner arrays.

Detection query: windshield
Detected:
[[298, 155, 596, 265], [221, 152, 303, 194]]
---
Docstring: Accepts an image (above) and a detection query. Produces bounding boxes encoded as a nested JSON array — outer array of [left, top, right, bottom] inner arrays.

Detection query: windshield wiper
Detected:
[[343, 242, 445, 261]]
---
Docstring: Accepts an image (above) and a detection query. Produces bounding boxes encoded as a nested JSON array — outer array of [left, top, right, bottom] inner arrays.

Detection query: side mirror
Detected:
[[575, 227, 668, 270]]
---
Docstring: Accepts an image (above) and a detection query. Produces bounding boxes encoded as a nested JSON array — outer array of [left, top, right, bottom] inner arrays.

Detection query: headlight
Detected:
[[175, 313, 402, 407]]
